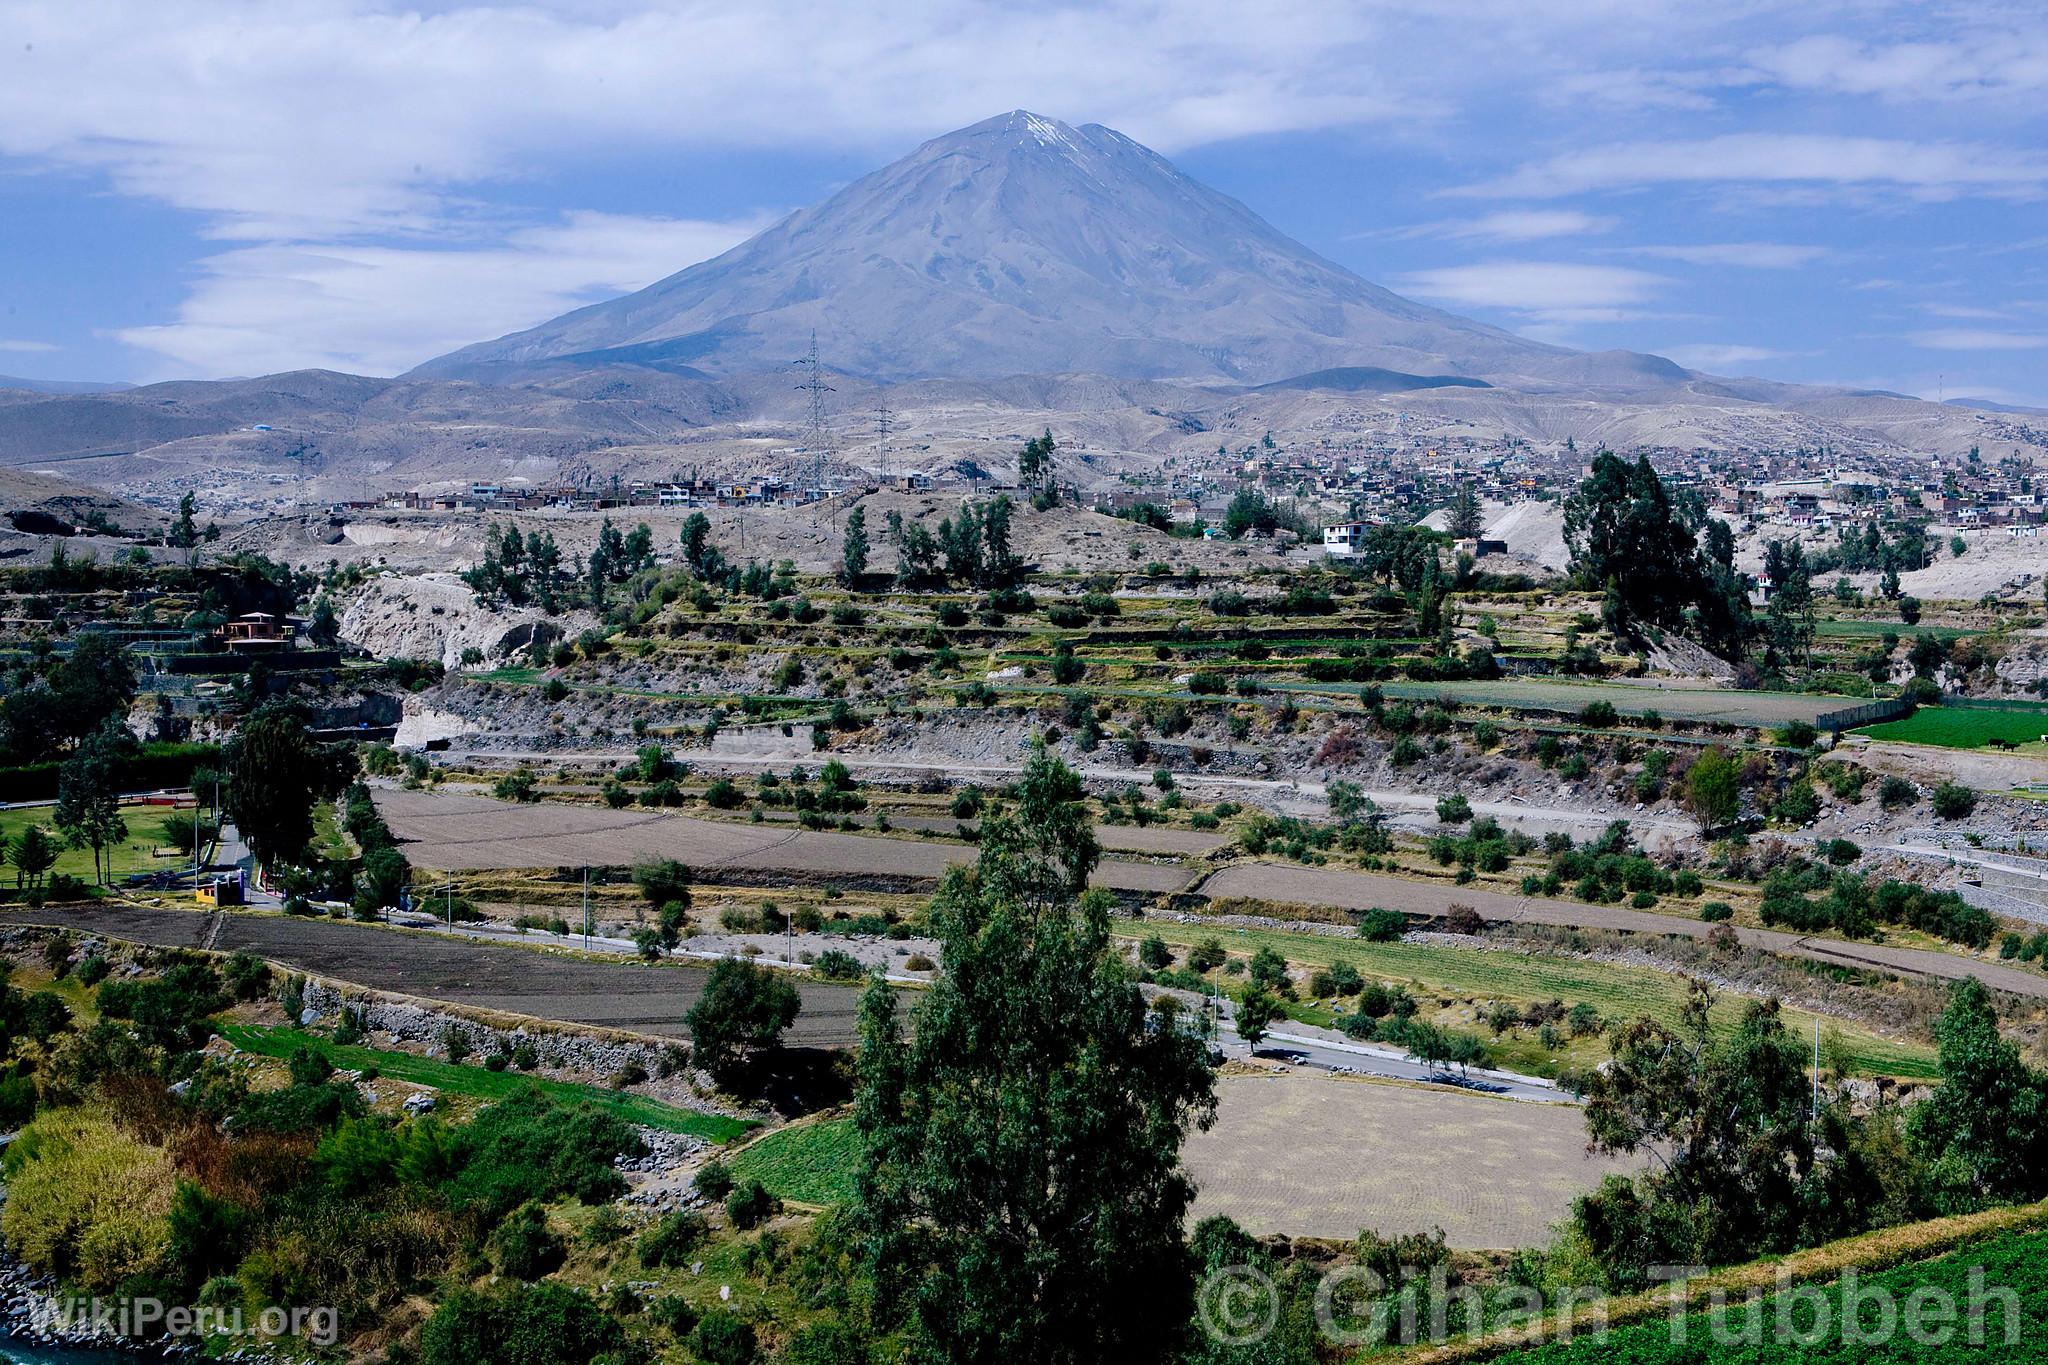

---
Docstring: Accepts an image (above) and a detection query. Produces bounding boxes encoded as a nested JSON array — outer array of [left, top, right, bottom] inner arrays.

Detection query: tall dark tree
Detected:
[[224, 701, 355, 872], [54, 718, 133, 884], [1573, 981, 1818, 1284], [1563, 451, 1751, 657], [853, 747, 1216, 1364], [684, 956, 800, 1085], [1910, 977, 2048, 1211], [840, 504, 870, 586], [1447, 482, 1483, 540]]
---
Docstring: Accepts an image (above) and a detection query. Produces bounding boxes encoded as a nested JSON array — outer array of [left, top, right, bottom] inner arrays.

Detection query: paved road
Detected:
[[1195, 861, 2048, 1000], [1, 902, 865, 1046]]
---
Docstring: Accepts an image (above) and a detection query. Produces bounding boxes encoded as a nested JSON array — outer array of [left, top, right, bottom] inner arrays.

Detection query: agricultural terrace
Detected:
[[1119, 918, 1941, 1081]]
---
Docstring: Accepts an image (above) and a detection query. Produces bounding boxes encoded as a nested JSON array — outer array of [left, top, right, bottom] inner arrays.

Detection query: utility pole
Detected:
[[1811, 1016, 1820, 1126], [582, 867, 591, 949], [875, 398, 892, 484]]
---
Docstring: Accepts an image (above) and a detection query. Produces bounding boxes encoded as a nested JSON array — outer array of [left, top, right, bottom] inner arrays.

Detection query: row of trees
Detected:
[[881, 497, 1024, 590], [462, 519, 657, 612], [1572, 975, 2048, 1288]]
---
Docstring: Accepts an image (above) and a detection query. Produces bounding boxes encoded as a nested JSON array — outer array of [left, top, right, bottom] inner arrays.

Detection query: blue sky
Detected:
[[1, 1, 2044, 403]]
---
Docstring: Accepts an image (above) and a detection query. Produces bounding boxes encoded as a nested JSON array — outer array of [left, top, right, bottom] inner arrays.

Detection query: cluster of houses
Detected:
[[331, 471, 934, 517]]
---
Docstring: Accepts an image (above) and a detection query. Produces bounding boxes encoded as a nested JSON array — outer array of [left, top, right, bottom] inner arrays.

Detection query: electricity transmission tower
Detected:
[[875, 398, 892, 483], [793, 330, 834, 495]]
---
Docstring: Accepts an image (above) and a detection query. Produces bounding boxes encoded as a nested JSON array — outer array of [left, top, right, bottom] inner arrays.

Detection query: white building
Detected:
[[1322, 521, 1371, 556]]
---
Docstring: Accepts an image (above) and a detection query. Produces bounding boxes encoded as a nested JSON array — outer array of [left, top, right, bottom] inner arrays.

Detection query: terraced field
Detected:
[[1121, 917, 1941, 1080]]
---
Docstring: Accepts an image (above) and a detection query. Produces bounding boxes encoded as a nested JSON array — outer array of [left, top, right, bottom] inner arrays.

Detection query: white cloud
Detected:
[[114, 211, 769, 379], [0, 340, 59, 353], [1393, 262, 1668, 324], [1459, 134, 2048, 200], [1908, 329, 2048, 351], [1920, 303, 2009, 320], [1391, 209, 1617, 243], [1657, 343, 1791, 371], [1625, 243, 1828, 268], [1744, 31, 2048, 103]]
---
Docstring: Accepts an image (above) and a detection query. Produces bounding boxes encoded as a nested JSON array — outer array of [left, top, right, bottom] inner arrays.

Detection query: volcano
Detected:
[[412, 111, 1683, 391]]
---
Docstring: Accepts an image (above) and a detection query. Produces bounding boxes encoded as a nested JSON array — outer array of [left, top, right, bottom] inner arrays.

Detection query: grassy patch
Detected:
[[216, 1022, 752, 1142], [1119, 919, 1938, 1081], [1481, 1222, 2048, 1364], [0, 802, 173, 886], [728, 1115, 859, 1206], [1861, 704, 2048, 750]]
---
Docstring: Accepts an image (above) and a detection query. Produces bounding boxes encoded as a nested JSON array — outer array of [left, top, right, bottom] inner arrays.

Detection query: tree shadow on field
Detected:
[[730, 1046, 852, 1117]]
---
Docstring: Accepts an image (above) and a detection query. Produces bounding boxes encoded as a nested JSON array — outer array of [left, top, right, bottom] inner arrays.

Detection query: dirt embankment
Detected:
[[340, 574, 596, 667]]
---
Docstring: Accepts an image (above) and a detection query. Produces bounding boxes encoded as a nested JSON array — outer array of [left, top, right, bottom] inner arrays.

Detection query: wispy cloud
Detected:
[[1393, 261, 1668, 325], [1384, 209, 1617, 243], [1908, 329, 2048, 351], [0, 340, 59, 354], [1657, 343, 1792, 372], [1458, 134, 2048, 201], [1743, 31, 2048, 103], [1624, 242, 1829, 268]]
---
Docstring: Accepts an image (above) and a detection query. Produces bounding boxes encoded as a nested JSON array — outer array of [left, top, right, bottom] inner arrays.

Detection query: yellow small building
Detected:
[[195, 876, 244, 907]]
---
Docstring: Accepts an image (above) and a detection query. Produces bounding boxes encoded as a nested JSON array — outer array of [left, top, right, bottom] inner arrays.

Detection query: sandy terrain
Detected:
[[1185, 1070, 1628, 1246]]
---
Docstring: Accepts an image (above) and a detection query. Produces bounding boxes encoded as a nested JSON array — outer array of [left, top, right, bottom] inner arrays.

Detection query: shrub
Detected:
[[1579, 700, 1619, 728], [638, 1209, 709, 1268], [1434, 793, 1472, 824], [1878, 775, 1918, 809], [694, 1159, 734, 1200], [811, 949, 863, 981], [1930, 782, 1976, 820], [725, 1177, 780, 1229], [419, 1283, 624, 1365], [1357, 908, 1407, 942], [491, 1203, 566, 1280], [689, 1314, 760, 1365]]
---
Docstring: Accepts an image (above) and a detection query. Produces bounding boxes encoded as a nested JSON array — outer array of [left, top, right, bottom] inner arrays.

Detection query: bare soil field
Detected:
[[1194, 862, 2048, 999], [1184, 1070, 1630, 1247], [1, 903, 864, 1045], [376, 788, 1196, 893], [1372, 677, 1852, 727]]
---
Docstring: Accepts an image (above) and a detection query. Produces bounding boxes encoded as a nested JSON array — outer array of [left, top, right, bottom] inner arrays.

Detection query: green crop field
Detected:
[[1490, 1225, 2048, 1363], [0, 802, 185, 886], [1860, 705, 2048, 751], [218, 1022, 752, 1141], [729, 1115, 861, 1206], [1118, 919, 1939, 1080]]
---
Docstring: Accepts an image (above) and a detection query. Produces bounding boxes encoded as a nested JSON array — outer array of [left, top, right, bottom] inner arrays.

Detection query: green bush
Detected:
[[1931, 782, 1976, 819], [726, 1177, 780, 1230], [637, 1208, 708, 1268], [490, 1203, 565, 1280]]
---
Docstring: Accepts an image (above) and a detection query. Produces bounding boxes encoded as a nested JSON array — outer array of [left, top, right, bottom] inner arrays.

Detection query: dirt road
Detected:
[[1195, 862, 2048, 1000], [2, 903, 865, 1046]]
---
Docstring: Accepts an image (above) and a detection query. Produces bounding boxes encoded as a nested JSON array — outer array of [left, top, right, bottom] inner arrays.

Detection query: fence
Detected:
[[1815, 697, 1913, 733]]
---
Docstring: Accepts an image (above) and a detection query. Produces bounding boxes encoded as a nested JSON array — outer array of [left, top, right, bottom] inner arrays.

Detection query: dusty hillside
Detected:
[[339, 574, 598, 666]]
